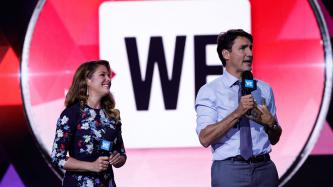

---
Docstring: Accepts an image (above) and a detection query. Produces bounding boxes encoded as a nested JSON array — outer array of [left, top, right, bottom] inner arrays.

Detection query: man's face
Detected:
[[224, 36, 253, 76]]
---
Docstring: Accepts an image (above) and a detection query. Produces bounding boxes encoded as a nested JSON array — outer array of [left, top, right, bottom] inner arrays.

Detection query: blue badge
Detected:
[[244, 79, 254, 89]]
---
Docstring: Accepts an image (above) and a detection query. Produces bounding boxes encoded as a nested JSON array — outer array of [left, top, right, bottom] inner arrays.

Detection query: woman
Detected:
[[51, 60, 126, 187]]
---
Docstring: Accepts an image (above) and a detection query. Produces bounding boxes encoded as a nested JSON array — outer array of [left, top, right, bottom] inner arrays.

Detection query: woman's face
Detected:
[[86, 65, 111, 98]]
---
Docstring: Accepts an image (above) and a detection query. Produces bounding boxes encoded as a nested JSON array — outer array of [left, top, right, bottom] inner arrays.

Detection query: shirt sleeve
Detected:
[[267, 86, 277, 118], [195, 85, 218, 135], [50, 107, 78, 169]]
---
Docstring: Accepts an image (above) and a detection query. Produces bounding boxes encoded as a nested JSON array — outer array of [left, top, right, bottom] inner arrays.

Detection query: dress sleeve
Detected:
[[50, 107, 78, 169], [113, 121, 126, 157]]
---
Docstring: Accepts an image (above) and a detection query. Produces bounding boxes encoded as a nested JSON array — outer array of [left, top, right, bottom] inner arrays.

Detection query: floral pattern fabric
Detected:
[[51, 103, 126, 187]]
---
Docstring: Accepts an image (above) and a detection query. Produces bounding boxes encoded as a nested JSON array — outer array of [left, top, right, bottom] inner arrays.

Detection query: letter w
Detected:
[[125, 36, 186, 110]]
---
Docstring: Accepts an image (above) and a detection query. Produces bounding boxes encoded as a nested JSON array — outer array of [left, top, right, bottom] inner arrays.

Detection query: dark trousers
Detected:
[[211, 159, 278, 187]]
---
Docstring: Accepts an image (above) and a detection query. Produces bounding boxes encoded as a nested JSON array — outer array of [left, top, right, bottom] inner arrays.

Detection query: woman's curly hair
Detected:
[[65, 60, 120, 120]]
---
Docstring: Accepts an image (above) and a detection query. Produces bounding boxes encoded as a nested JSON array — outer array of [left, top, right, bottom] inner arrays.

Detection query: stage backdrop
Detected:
[[1, 0, 333, 186]]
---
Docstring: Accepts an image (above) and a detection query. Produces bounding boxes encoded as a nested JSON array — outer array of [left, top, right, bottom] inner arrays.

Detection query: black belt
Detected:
[[226, 154, 270, 163]]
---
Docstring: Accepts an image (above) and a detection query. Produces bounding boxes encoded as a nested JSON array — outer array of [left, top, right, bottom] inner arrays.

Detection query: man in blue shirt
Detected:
[[195, 29, 282, 187]]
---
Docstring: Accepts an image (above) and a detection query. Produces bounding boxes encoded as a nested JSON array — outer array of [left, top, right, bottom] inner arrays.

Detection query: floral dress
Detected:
[[51, 102, 126, 187]]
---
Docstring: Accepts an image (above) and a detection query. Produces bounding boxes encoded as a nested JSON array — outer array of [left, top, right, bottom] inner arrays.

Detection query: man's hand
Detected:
[[236, 94, 255, 116], [247, 100, 275, 127]]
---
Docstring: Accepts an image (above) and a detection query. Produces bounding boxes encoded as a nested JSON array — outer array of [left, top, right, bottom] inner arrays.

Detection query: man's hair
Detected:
[[216, 29, 253, 66]]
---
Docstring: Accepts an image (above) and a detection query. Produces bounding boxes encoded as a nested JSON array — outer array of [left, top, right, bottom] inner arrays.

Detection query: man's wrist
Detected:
[[232, 110, 242, 121], [269, 120, 279, 130]]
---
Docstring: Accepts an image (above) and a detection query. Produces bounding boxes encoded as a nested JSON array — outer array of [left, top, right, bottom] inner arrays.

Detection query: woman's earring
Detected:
[[86, 89, 89, 96]]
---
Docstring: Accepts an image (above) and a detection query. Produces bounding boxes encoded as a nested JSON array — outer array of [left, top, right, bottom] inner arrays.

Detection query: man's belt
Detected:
[[227, 153, 270, 163]]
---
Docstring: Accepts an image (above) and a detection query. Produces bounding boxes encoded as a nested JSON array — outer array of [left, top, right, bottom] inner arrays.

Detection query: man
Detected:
[[195, 29, 282, 187]]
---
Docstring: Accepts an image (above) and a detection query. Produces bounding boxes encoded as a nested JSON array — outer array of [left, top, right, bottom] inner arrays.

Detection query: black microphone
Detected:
[[98, 129, 113, 157], [241, 70, 257, 96], [241, 71, 257, 116], [97, 133, 113, 174], [98, 139, 113, 156]]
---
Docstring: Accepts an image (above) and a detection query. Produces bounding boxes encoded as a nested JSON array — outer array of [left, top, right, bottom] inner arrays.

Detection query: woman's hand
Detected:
[[90, 156, 110, 173], [109, 151, 126, 168]]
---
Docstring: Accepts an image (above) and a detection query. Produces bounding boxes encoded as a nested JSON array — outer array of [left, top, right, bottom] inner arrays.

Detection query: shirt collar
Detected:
[[222, 70, 240, 88]]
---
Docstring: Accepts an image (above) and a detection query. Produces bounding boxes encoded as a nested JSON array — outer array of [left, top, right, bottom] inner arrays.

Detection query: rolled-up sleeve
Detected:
[[195, 86, 218, 135], [258, 81, 277, 118]]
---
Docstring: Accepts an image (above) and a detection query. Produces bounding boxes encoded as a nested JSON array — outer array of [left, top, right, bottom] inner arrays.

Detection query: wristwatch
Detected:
[[270, 121, 279, 130]]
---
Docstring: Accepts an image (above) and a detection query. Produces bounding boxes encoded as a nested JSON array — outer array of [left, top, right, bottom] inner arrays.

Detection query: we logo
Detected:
[[99, 0, 250, 148], [245, 79, 254, 89]]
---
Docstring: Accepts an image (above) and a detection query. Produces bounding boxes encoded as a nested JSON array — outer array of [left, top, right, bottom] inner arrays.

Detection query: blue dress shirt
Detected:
[[195, 70, 277, 161]]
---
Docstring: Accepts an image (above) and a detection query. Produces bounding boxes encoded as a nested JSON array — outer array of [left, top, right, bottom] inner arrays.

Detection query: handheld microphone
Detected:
[[98, 139, 113, 156], [241, 71, 257, 96], [97, 137, 113, 174], [241, 71, 257, 116], [98, 128, 113, 157]]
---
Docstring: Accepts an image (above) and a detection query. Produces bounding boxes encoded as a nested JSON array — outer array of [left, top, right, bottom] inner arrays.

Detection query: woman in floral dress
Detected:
[[51, 60, 126, 187]]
